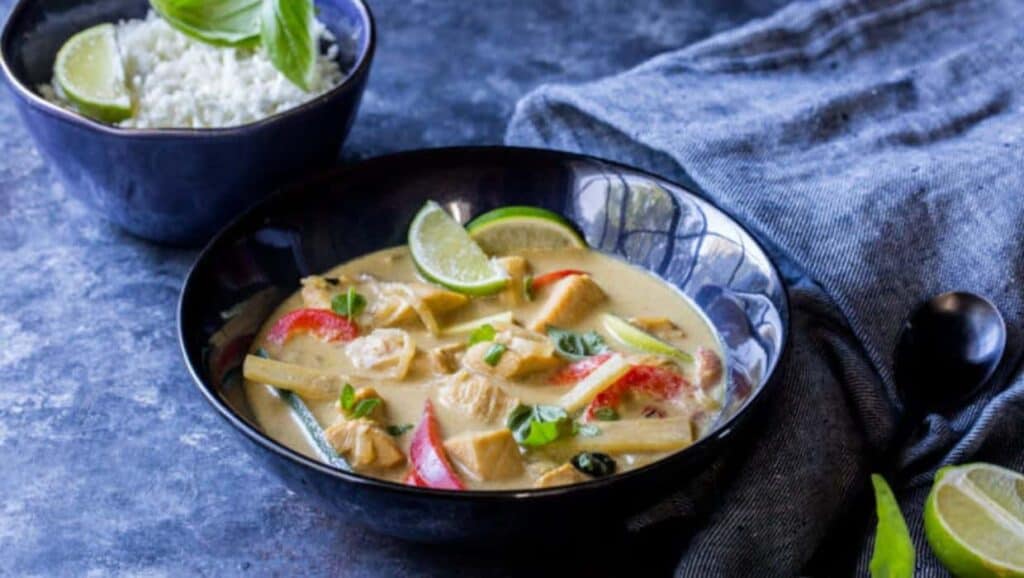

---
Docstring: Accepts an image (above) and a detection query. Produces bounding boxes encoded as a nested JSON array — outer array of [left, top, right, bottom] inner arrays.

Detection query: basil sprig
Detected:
[[547, 326, 609, 361], [150, 0, 262, 46], [507, 404, 575, 447], [261, 0, 316, 90], [150, 0, 317, 90], [339, 383, 381, 419], [331, 287, 367, 318], [869, 474, 915, 578]]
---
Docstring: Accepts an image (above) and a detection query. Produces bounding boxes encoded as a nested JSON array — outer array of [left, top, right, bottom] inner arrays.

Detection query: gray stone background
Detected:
[[0, 1, 791, 576]]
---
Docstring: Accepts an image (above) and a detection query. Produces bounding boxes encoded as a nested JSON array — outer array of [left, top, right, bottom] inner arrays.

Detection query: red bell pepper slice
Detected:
[[404, 469, 430, 487], [409, 400, 465, 490], [548, 353, 614, 385], [266, 308, 358, 345], [529, 269, 586, 293], [585, 364, 690, 420]]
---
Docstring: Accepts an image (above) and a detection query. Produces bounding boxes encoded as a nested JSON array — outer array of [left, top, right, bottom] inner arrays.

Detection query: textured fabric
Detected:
[[506, 0, 1024, 575]]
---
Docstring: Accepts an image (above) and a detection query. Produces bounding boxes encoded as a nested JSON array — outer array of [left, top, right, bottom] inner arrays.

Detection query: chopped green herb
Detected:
[[507, 404, 574, 447], [339, 383, 355, 412], [483, 343, 507, 366], [351, 398, 381, 419], [869, 474, 915, 578], [594, 407, 620, 421], [523, 274, 534, 301], [386, 424, 414, 437], [331, 286, 367, 318], [574, 423, 601, 437], [571, 452, 616, 477], [468, 323, 497, 345], [547, 326, 609, 360], [254, 347, 270, 359]]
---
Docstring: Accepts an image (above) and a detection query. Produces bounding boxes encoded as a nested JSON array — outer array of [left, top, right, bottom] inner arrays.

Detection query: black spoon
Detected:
[[885, 291, 1007, 476]]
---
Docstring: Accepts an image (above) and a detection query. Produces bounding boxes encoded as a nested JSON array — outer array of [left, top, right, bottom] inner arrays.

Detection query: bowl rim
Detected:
[[177, 145, 792, 501], [0, 0, 376, 137]]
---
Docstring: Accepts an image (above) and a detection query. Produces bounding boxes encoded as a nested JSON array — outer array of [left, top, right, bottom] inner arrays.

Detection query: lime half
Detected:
[[602, 313, 693, 363], [54, 23, 132, 123], [925, 463, 1024, 578], [466, 206, 586, 255], [409, 201, 509, 296]]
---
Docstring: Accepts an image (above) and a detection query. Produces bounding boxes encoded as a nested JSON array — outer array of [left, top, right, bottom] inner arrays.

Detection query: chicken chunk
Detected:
[[443, 429, 524, 481], [462, 326, 561, 379], [437, 370, 518, 424], [533, 463, 590, 488], [369, 282, 468, 328], [428, 342, 466, 375], [345, 329, 416, 380], [325, 418, 405, 469], [528, 274, 606, 332], [496, 256, 530, 307], [695, 347, 723, 390], [300, 275, 347, 310]]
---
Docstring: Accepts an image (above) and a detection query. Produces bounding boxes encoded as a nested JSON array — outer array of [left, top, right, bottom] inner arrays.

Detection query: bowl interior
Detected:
[[1, 0, 371, 109], [179, 147, 789, 491]]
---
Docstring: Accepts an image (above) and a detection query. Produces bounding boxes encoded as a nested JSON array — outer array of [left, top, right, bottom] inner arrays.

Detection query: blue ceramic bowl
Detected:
[[0, 0, 374, 245], [178, 147, 790, 544]]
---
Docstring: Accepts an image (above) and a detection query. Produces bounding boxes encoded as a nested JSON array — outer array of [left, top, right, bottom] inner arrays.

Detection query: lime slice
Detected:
[[602, 313, 693, 363], [408, 201, 509, 296], [54, 23, 132, 123], [465, 206, 586, 255], [925, 463, 1024, 578]]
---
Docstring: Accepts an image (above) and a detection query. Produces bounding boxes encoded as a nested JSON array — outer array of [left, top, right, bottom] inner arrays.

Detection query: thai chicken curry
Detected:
[[242, 203, 724, 490]]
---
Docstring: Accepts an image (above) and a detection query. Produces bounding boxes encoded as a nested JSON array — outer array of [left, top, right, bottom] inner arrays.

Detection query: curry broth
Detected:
[[245, 247, 724, 490]]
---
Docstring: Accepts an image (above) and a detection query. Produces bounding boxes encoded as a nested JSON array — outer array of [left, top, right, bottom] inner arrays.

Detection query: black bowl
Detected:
[[178, 146, 790, 543], [0, 0, 374, 245]]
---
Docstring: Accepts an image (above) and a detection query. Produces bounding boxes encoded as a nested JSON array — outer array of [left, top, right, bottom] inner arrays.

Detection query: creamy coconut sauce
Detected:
[[244, 247, 725, 490]]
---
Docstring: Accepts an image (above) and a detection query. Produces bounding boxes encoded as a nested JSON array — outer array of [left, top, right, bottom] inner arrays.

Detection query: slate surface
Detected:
[[0, 1, 789, 576]]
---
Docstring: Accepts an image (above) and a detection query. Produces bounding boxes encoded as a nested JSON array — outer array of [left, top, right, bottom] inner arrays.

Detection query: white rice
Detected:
[[40, 11, 345, 129]]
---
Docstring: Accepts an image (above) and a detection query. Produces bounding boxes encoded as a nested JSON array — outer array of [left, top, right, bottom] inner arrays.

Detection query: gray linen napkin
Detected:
[[506, 0, 1024, 575]]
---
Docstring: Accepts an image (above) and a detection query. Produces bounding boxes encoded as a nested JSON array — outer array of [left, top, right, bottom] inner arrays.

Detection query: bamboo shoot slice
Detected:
[[557, 354, 630, 412], [555, 417, 693, 454], [242, 355, 349, 400], [441, 311, 514, 335]]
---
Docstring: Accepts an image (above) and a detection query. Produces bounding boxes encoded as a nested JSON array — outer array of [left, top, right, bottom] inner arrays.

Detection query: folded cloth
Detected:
[[506, 0, 1024, 575]]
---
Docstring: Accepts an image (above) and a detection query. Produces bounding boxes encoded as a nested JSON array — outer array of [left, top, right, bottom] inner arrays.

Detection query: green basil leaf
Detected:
[[261, 0, 316, 90], [483, 343, 507, 366], [547, 326, 609, 360], [340, 383, 355, 412], [332, 287, 366, 318], [571, 452, 616, 477], [869, 474, 915, 578], [351, 398, 381, 419], [468, 324, 496, 346], [386, 424, 413, 437], [508, 404, 573, 447], [594, 407, 619, 421], [150, 0, 261, 46]]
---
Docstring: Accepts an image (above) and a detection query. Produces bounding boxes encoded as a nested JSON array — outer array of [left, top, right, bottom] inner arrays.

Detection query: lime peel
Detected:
[[466, 205, 586, 255], [55, 23, 133, 123], [602, 313, 693, 363], [408, 201, 509, 296], [925, 463, 1024, 578]]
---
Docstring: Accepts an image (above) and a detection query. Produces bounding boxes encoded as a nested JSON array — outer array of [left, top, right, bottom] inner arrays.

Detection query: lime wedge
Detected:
[[408, 201, 509, 296], [925, 463, 1024, 578], [465, 206, 586, 255], [54, 23, 132, 123], [602, 313, 693, 363]]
